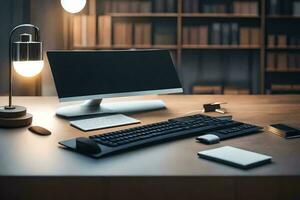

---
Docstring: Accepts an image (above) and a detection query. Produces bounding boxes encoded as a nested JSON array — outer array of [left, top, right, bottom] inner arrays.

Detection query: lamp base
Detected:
[[0, 106, 32, 128]]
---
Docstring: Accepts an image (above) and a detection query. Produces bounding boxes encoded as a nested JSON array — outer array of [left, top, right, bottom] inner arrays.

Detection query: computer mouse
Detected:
[[76, 137, 101, 155], [196, 134, 220, 145], [28, 126, 51, 136]]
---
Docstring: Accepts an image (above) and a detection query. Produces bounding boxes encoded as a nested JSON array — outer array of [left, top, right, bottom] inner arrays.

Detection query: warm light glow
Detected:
[[61, 0, 86, 13], [13, 60, 44, 77]]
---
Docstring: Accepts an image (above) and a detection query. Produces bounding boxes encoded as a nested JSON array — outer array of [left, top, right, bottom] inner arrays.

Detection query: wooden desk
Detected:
[[0, 95, 300, 200]]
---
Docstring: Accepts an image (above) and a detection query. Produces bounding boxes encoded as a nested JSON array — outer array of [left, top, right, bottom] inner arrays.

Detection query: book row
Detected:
[[192, 85, 250, 95], [73, 15, 176, 47], [183, 23, 260, 46], [268, 34, 300, 47], [99, 0, 176, 13], [271, 84, 300, 92], [73, 16, 262, 47], [271, 83, 300, 94], [269, 0, 300, 15], [183, 0, 258, 15], [267, 53, 300, 71]]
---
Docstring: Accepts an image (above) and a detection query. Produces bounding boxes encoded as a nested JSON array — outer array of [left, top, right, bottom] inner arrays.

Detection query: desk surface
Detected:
[[0, 95, 300, 177]]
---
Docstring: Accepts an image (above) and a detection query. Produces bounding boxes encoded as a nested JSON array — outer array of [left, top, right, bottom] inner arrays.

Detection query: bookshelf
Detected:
[[65, 0, 300, 94], [265, 0, 300, 93]]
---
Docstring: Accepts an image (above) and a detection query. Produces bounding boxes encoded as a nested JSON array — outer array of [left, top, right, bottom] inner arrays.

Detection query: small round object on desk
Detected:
[[28, 126, 51, 136]]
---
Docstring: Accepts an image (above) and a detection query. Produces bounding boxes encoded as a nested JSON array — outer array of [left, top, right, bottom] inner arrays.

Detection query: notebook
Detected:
[[198, 146, 272, 169]]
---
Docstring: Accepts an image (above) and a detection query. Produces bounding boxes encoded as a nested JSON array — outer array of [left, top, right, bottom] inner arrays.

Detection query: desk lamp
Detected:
[[0, 24, 43, 128]]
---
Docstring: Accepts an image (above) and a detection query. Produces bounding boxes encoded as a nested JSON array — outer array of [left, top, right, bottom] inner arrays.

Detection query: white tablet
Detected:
[[198, 146, 272, 169]]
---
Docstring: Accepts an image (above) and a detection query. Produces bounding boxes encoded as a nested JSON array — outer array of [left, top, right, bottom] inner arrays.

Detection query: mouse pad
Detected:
[[198, 146, 272, 169]]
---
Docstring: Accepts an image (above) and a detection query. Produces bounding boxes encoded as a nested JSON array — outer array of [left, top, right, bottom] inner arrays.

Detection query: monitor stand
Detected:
[[56, 99, 166, 118]]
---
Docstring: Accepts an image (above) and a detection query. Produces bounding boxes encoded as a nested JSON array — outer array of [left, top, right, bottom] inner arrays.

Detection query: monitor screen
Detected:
[[47, 50, 182, 102]]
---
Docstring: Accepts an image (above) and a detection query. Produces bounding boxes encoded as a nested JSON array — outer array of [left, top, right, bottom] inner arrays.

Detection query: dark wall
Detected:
[[0, 0, 32, 95]]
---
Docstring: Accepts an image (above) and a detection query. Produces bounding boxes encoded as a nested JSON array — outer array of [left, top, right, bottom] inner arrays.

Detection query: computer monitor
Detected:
[[47, 49, 183, 118]]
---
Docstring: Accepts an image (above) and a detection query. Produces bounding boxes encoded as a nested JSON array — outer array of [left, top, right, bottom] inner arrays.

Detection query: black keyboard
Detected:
[[59, 114, 262, 158]]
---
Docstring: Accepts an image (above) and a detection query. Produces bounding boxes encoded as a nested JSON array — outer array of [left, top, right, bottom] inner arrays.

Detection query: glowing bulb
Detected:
[[13, 60, 44, 77], [61, 0, 86, 13]]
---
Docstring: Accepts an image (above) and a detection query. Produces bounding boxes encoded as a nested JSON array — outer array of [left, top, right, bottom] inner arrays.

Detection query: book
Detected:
[[211, 23, 221, 45], [216, 4, 226, 13], [277, 53, 288, 70], [221, 23, 230, 45], [270, 0, 279, 15], [140, 1, 152, 13], [202, 4, 212, 13], [249, 2, 258, 15], [191, 0, 199, 13], [103, 1, 111, 13], [282, 1, 291, 15], [130, 1, 139, 12], [240, 2, 249, 14], [154, 22, 176, 45], [277, 35, 287, 47], [73, 15, 82, 47], [250, 28, 260, 46], [182, 26, 190, 45], [89, 0, 96, 15], [125, 22, 133, 45], [293, 2, 300, 16], [183, 0, 191, 13], [113, 21, 133, 46], [81, 15, 87, 46], [292, 84, 300, 90], [118, 2, 130, 13], [267, 53, 276, 70], [134, 23, 143, 45], [154, 0, 165, 12], [267, 124, 300, 139], [166, 0, 176, 13], [86, 16, 96, 46], [192, 85, 222, 94], [98, 15, 112, 47], [230, 23, 239, 45], [143, 23, 152, 46], [268, 35, 276, 47], [240, 27, 250, 46], [233, 2, 241, 14], [297, 54, 300, 68], [134, 22, 152, 46], [189, 26, 198, 44], [111, 1, 118, 12], [224, 87, 250, 95], [271, 84, 292, 91], [198, 26, 208, 45], [288, 54, 297, 70]]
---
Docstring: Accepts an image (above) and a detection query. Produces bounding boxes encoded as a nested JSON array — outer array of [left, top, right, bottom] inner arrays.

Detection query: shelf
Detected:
[[267, 46, 300, 50], [73, 45, 178, 50], [266, 69, 300, 72], [67, 0, 300, 94], [267, 15, 300, 19], [108, 13, 178, 17], [182, 45, 260, 50], [182, 13, 259, 18]]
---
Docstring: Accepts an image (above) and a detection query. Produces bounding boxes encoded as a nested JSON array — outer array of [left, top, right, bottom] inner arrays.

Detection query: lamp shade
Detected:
[[61, 0, 86, 13], [12, 33, 44, 77]]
